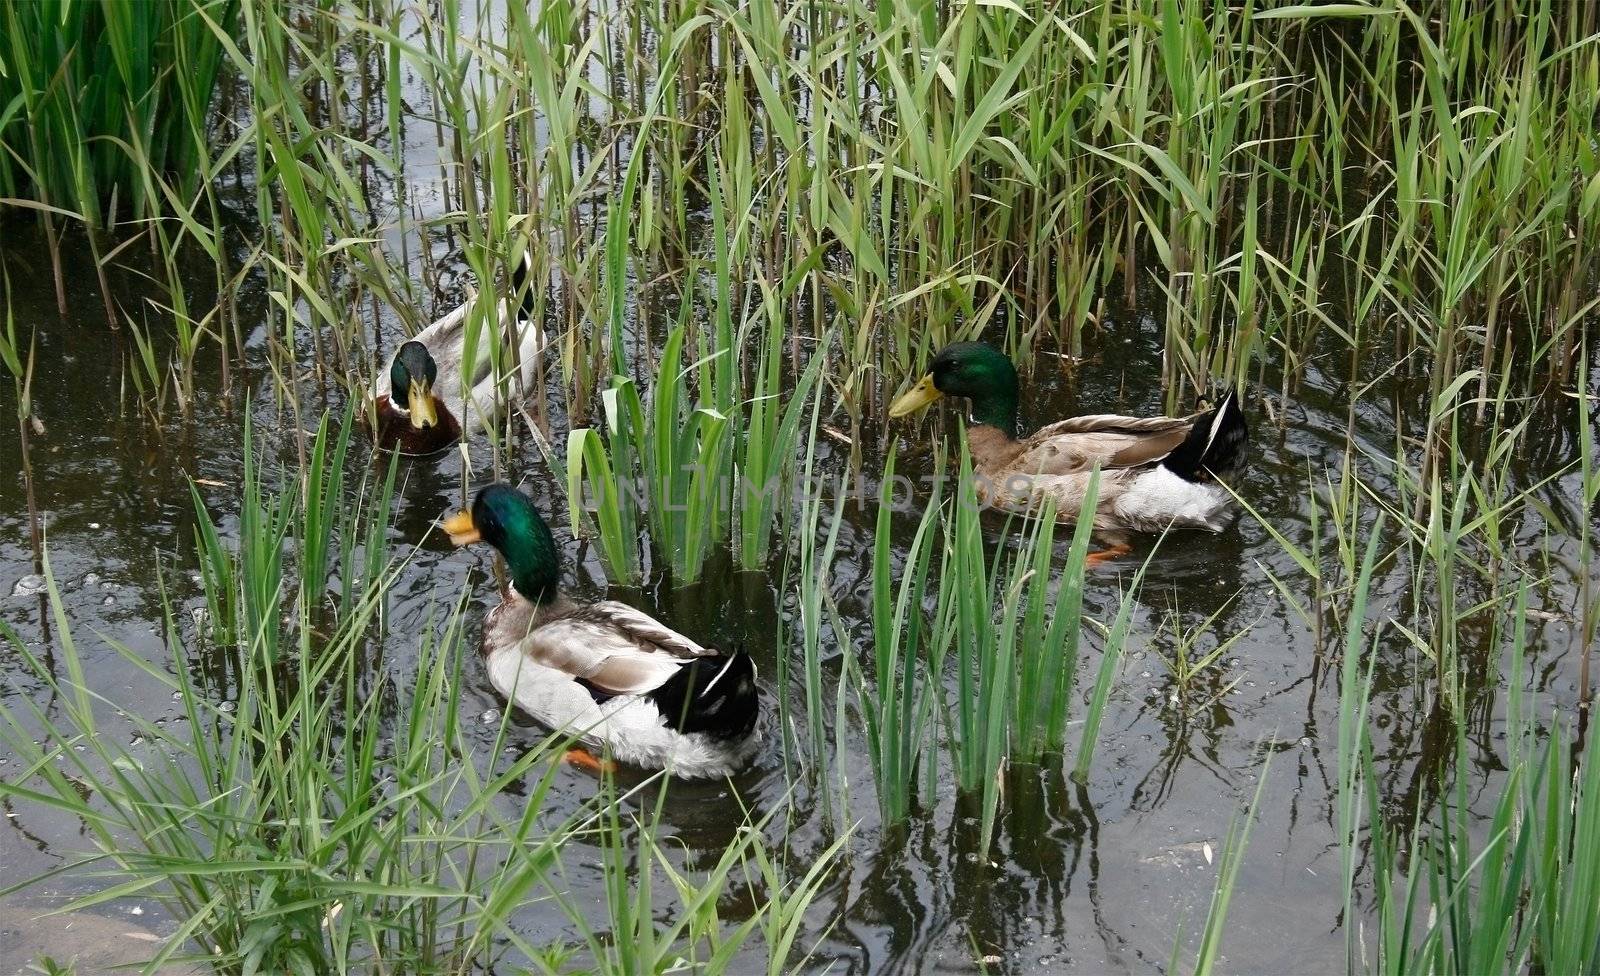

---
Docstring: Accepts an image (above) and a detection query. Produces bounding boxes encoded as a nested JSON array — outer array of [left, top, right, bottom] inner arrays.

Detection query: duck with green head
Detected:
[[441, 484, 761, 778], [376, 341, 462, 455], [890, 342, 1249, 560], [373, 253, 546, 455]]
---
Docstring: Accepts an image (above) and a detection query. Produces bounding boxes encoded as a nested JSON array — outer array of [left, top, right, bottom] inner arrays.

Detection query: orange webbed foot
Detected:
[[563, 748, 617, 775], [1084, 542, 1133, 567]]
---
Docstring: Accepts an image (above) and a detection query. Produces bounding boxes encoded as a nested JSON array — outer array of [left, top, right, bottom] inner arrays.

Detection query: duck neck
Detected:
[[968, 390, 1019, 440], [503, 521, 561, 606]]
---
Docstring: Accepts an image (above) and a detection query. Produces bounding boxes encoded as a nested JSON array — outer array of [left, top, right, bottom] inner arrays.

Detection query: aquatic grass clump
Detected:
[[4, 0, 1595, 429], [568, 317, 823, 585], [555, 782, 848, 976], [0, 411, 842, 973], [856, 448, 945, 827], [1324, 507, 1600, 974], [797, 446, 1146, 848], [0, 0, 234, 229], [0, 551, 820, 974], [939, 451, 1147, 847], [0, 482, 567, 971], [0, 0, 236, 328], [1350, 714, 1600, 974]]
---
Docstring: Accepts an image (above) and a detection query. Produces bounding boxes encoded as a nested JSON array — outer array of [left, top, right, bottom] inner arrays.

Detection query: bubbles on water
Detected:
[[480, 709, 500, 725], [219, 700, 236, 713], [82, 573, 101, 587], [10, 574, 45, 597]]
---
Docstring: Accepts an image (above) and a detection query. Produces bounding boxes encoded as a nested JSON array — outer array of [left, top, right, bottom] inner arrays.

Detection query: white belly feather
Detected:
[[483, 645, 761, 780], [1109, 466, 1235, 533], [979, 465, 1235, 533]]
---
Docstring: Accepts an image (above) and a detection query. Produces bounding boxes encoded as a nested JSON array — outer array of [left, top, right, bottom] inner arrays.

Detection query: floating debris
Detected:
[[1140, 840, 1218, 868]]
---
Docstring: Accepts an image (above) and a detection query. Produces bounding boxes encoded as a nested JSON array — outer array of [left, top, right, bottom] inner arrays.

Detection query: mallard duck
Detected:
[[889, 343, 1248, 561], [374, 257, 545, 455], [441, 484, 762, 778]]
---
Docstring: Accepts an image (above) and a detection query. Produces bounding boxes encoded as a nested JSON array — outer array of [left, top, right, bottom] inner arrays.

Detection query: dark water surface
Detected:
[[3, 26, 1599, 975], [3, 217, 1593, 975]]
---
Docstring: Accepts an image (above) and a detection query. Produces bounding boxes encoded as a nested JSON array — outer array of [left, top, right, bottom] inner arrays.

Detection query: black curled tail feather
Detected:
[[513, 249, 537, 321], [1160, 391, 1248, 483], [646, 650, 759, 741]]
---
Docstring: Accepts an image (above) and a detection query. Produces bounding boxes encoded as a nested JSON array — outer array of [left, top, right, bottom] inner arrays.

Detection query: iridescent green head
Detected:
[[390, 341, 439, 430], [890, 342, 1020, 436], [441, 484, 560, 604]]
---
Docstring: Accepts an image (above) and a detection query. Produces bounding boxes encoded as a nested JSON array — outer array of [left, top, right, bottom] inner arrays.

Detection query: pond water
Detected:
[[3, 15, 1599, 974], [3, 215, 1592, 974]]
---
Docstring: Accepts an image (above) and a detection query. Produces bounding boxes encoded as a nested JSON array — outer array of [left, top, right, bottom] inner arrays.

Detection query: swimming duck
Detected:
[[889, 343, 1248, 562], [441, 484, 761, 778], [374, 256, 545, 455]]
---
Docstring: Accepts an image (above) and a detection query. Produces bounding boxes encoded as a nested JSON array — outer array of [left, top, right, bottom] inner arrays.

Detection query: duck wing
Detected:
[[1011, 414, 1195, 475], [460, 312, 546, 431], [455, 253, 546, 427], [518, 601, 714, 697]]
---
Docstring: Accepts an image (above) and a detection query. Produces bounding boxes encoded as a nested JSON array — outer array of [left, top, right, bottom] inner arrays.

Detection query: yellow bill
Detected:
[[407, 380, 438, 430], [441, 510, 480, 546], [889, 374, 943, 418]]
